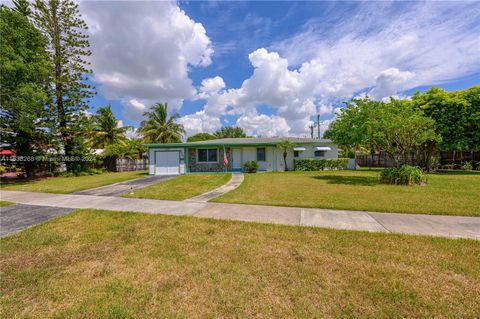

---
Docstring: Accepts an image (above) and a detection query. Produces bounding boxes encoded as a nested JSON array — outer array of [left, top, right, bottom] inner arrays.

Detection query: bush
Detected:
[[462, 162, 473, 170], [379, 165, 426, 186], [243, 160, 259, 173], [294, 158, 350, 171]]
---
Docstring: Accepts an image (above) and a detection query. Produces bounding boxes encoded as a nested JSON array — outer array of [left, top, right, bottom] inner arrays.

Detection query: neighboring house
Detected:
[[145, 137, 338, 175]]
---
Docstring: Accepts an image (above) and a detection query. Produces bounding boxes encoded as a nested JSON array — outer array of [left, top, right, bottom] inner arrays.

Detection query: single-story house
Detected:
[[145, 137, 338, 175]]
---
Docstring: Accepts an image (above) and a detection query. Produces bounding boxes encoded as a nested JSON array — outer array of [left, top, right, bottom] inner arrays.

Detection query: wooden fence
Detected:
[[355, 151, 480, 168], [103, 157, 148, 172]]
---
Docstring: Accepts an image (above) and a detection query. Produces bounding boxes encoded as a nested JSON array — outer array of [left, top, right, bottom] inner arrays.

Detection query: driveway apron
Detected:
[[73, 175, 175, 196]]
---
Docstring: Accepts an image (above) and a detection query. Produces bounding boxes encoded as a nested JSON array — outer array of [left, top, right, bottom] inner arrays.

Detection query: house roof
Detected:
[[145, 137, 334, 148]]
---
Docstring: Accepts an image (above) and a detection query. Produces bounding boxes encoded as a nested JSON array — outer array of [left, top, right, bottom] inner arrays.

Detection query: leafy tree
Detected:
[[277, 140, 296, 171], [214, 126, 246, 138], [187, 132, 216, 142], [12, 0, 31, 16], [329, 98, 384, 156], [0, 6, 50, 177], [33, 0, 95, 172], [322, 129, 333, 139], [126, 138, 147, 159], [138, 102, 185, 143], [88, 105, 131, 149], [330, 98, 441, 168], [102, 138, 146, 159], [463, 86, 480, 152], [412, 86, 480, 157]]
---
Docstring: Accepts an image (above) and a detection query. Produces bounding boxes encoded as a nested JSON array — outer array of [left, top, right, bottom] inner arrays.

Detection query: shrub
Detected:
[[462, 162, 473, 170], [379, 165, 426, 186], [243, 160, 259, 173], [294, 158, 350, 171]]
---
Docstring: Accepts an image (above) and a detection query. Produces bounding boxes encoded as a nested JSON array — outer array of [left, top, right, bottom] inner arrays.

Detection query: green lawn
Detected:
[[1, 209, 478, 318], [0, 201, 14, 207], [124, 173, 231, 201], [213, 170, 480, 217], [0, 171, 147, 194]]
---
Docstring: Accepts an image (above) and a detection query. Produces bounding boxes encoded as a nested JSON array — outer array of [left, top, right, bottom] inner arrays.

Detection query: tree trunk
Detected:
[[24, 160, 36, 179], [52, 2, 73, 171], [283, 151, 288, 171]]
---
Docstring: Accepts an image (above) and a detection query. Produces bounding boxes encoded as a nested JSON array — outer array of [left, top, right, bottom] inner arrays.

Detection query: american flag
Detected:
[[223, 146, 229, 165]]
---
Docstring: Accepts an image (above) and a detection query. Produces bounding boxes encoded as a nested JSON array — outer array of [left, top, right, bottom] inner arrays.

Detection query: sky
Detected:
[[28, 1, 480, 137]]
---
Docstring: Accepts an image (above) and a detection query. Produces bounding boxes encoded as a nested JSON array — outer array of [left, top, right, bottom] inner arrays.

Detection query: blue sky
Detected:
[[77, 1, 480, 138]]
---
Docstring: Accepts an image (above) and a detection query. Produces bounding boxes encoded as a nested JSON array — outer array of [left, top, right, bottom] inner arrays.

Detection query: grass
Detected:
[[213, 170, 480, 217], [123, 173, 231, 201], [1, 209, 479, 318], [0, 201, 14, 207], [0, 171, 147, 194]]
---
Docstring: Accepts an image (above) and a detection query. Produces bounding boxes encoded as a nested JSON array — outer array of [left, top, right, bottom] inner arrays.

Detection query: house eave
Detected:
[[144, 140, 335, 149]]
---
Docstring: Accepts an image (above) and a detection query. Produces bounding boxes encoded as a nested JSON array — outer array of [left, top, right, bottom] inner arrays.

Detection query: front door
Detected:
[[232, 148, 242, 170]]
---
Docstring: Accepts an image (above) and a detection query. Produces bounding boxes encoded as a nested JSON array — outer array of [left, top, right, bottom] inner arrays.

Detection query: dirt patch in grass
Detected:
[[213, 170, 480, 216], [123, 173, 231, 201], [1, 209, 479, 318]]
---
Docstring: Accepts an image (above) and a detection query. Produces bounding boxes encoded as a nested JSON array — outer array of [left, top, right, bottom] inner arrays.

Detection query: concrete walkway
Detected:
[[185, 173, 244, 202], [1, 190, 479, 240], [73, 175, 175, 196]]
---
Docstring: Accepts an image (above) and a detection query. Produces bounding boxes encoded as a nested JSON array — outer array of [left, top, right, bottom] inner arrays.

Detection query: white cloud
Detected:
[[81, 1, 213, 121], [199, 76, 226, 96], [273, 1, 480, 101], [236, 113, 290, 137], [123, 99, 147, 122], [367, 68, 415, 100], [177, 111, 222, 137], [191, 2, 480, 137], [80, 1, 479, 138]]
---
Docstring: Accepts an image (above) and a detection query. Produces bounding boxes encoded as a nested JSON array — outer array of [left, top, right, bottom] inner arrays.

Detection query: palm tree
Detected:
[[138, 102, 185, 143], [277, 139, 296, 171], [88, 105, 130, 149]]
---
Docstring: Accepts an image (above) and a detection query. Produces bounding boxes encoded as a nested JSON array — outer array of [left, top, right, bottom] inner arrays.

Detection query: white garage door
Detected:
[[155, 151, 180, 175]]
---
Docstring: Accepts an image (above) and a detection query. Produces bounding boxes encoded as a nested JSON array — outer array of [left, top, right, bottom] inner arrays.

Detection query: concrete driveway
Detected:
[[73, 175, 175, 196], [0, 204, 74, 237]]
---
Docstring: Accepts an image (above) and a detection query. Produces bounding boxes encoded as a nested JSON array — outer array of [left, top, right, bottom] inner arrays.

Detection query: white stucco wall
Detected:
[[294, 144, 338, 160]]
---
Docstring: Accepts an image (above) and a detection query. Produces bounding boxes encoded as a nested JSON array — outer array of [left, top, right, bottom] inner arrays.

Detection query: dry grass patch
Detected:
[[1, 209, 479, 318], [123, 173, 231, 201], [213, 170, 480, 216], [0, 171, 147, 194]]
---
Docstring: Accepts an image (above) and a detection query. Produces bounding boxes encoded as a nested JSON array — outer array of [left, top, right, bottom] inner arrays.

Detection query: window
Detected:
[[314, 150, 325, 157], [294, 151, 299, 158], [257, 148, 266, 161], [198, 149, 218, 163]]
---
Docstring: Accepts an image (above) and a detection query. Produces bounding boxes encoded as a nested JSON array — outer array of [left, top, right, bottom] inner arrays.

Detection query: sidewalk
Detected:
[[185, 173, 244, 202], [1, 190, 479, 240]]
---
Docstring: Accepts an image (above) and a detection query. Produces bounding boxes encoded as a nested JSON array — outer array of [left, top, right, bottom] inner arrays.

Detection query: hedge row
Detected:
[[294, 158, 350, 171]]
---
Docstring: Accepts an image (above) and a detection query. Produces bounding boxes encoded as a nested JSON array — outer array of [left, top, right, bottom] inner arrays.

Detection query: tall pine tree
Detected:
[[33, 0, 95, 172], [12, 0, 31, 16]]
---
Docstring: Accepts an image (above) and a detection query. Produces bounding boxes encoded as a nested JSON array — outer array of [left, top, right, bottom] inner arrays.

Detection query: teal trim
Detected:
[[145, 141, 335, 148], [184, 146, 188, 173]]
